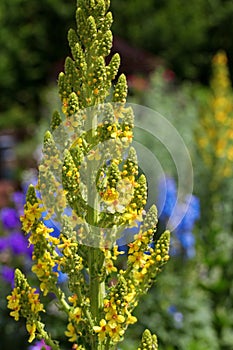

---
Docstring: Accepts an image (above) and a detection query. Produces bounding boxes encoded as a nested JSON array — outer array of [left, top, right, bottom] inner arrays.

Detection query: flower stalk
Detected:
[[7, 1, 170, 349]]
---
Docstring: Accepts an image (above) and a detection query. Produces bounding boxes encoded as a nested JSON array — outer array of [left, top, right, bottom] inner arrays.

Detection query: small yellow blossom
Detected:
[[7, 288, 21, 321], [108, 323, 124, 342], [105, 309, 125, 328], [93, 319, 109, 341], [26, 322, 37, 343], [20, 203, 43, 233], [65, 322, 77, 342], [70, 307, 82, 324], [29, 223, 54, 245], [28, 288, 44, 314], [58, 236, 77, 256]]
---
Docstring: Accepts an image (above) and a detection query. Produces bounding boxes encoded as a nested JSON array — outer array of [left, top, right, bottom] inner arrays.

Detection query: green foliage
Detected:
[[0, 0, 75, 129], [111, 0, 233, 81]]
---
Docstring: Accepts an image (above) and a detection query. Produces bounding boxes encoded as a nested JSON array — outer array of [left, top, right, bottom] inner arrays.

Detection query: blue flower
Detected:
[[157, 176, 200, 258], [53, 264, 68, 284], [168, 305, 183, 328], [157, 177, 177, 220], [41, 211, 60, 238], [176, 195, 200, 232]]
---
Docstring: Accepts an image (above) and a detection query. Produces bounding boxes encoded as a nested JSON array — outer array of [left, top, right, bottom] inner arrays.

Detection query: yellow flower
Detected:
[[7, 288, 21, 321], [28, 288, 44, 314], [128, 251, 148, 270], [102, 187, 119, 203], [65, 322, 77, 342], [105, 309, 125, 328], [108, 323, 124, 342], [122, 208, 140, 226], [126, 314, 137, 325], [93, 319, 109, 341], [70, 307, 82, 324], [29, 223, 53, 245], [20, 202, 43, 233], [21, 216, 34, 234], [68, 294, 78, 306], [105, 258, 117, 273], [58, 236, 77, 256], [26, 322, 37, 343]]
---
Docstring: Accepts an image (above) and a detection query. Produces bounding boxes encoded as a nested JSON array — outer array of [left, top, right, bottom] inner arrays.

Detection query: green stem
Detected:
[[85, 104, 106, 349], [52, 285, 70, 314], [36, 321, 60, 350]]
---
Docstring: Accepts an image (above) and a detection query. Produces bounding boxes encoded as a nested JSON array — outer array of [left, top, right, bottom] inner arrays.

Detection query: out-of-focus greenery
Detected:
[[194, 52, 233, 349], [1, 0, 233, 131], [0, 0, 75, 129], [111, 0, 233, 81]]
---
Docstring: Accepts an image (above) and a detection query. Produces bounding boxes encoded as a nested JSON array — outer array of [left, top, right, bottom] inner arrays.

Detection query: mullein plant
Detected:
[[195, 52, 233, 349], [196, 50, 233, 227], [7, 1, 170, 349]]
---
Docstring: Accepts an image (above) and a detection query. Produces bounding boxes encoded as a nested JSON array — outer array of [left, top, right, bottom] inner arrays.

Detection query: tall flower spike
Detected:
[[8, 1, 170, 349], [196, 51, 233, 181]]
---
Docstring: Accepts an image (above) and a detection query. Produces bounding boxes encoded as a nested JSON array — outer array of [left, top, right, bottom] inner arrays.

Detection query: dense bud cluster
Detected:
[[7, 1, 170, 349]]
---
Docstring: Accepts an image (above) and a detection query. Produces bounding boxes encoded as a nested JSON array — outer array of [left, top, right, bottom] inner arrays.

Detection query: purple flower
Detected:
[[8, 231, 29, 255], [12, 191, 25, 215], [0, 207, 20, 230], [28, 339, 51, 350], [1, 265, 15, 287]]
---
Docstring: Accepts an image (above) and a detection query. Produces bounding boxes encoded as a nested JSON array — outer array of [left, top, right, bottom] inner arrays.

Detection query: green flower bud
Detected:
[[113, 74, 128, 104], [26, 184, 39, 206], [138, 329, 158, 350], [142, 205, 158, 232], [67, 92, 80, 117], [51, 111, 62, 131]]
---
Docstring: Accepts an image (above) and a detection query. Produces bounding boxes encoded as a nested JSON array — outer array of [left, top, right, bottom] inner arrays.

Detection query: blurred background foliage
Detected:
[[1, 0, 233, 130], [0, 1, 233, 350], [0, 0, 75, 130]]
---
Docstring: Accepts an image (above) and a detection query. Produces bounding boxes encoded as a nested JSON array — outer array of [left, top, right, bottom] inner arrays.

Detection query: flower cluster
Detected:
[[7, 269, 44, 343], [157, 176, 200, 258], [7, 1, 170, 349]]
